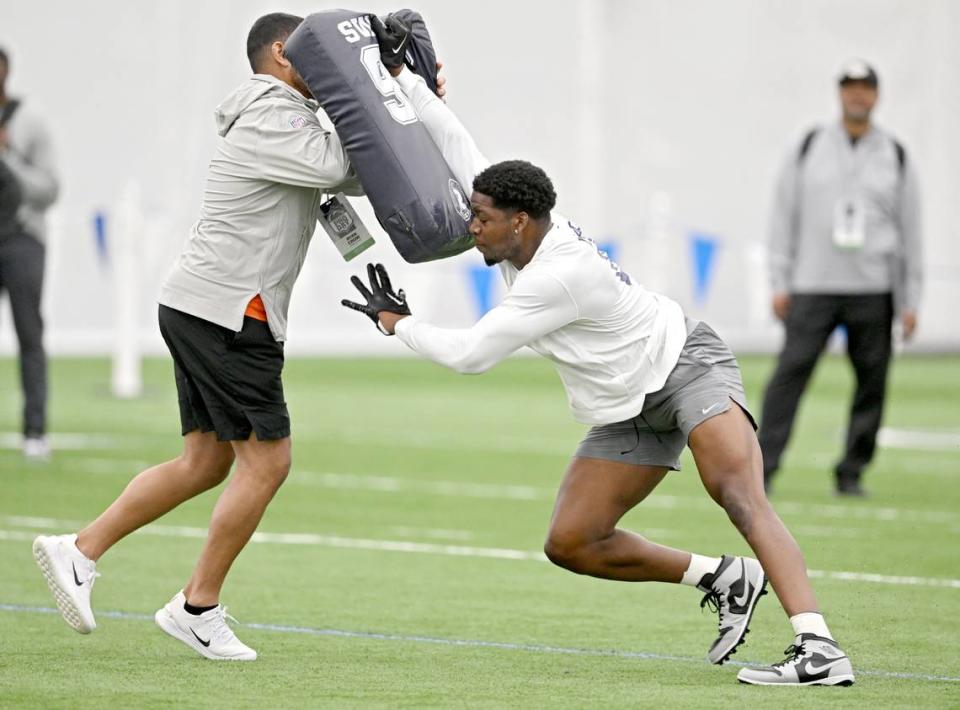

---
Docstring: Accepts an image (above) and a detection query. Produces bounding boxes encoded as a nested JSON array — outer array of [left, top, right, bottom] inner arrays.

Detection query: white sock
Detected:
[[680, 553, 722, 587], [790, 612, 833, 640]]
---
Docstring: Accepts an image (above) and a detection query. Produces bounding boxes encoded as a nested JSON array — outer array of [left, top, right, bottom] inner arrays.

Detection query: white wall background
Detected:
[[1, 0, 957, 357]]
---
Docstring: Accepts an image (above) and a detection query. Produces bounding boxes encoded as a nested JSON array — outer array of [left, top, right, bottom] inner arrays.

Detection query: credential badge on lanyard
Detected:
[[832, 135, 867, 251], [318, 192, 376, 261], [832, 196, 866, 250]]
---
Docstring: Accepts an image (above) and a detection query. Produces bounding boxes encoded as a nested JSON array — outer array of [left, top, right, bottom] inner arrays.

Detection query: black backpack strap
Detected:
[[891, 137, 907, 179], [797, 127, 819, 165], [0, 98, 21, 127], [0, 99, 24, 236]]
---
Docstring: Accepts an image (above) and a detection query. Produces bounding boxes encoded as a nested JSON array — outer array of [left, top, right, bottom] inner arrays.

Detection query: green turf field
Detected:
[[1, 354, 958, 708]]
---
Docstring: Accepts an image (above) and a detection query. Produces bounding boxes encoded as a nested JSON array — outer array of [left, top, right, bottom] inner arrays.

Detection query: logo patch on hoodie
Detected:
[[289, 115, 308, 129]]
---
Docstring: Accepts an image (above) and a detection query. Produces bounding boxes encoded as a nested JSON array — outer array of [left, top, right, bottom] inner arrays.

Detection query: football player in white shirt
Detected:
[[342, 15, 855, 689]]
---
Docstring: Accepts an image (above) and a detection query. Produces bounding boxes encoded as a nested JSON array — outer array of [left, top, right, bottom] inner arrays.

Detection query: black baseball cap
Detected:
[[838, 59, 878, 88]]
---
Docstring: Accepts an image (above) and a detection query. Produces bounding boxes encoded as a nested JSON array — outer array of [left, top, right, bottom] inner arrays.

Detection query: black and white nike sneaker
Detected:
[[737, 633, 855, 686], [698, 555, 768, 664]]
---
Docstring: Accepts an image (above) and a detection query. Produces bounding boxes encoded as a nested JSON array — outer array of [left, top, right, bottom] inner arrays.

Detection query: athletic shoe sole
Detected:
[[32, 537, 94, 634], [737, 674, 855, 686], [154, 608, 255, 661], [711, 573, 768, 665]]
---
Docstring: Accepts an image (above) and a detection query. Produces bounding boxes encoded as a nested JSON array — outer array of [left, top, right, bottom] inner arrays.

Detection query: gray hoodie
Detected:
[[159, 74, 361, 340], [768, 122, 922, 314]]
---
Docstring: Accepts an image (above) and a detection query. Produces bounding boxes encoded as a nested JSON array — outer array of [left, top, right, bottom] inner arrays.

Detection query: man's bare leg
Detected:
[[76, 431, 235, 561], [544, 457, 692, 581], [34, 430, 233, 634], [183, 435, 291, 606], [694, 405, 855, 685], [688, 403, 819, 616]]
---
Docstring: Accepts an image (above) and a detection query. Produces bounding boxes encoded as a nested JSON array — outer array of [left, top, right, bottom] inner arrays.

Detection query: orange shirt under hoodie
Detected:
[[245, 295, 268, 322]]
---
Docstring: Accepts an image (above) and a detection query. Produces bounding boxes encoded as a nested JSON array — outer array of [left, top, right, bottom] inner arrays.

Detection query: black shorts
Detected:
[[158, 305, 290, 441]]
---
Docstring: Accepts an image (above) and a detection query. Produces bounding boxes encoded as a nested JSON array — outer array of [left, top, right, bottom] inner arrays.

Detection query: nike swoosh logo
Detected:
[[732, 560, 751, 607], [72, 562, 83, 587], [190, 628, 211, 647], [804, 657, 847, 674], [390, 43, 405, 54], [701, 402, 722, 416], [797, 654, 847, 682]]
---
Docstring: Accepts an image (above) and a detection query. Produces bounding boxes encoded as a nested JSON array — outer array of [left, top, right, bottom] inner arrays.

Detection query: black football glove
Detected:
[[370, 13, 412, 69], [342, 263, 412, 335]]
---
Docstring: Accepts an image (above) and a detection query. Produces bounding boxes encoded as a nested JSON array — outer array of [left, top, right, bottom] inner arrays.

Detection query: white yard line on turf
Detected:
[[294, 470, 545, 500], [387, 526, 475, 542], [8, 425, 957, 459], [0, 603, 957, 684], [72, 457, 152, 474], [57, 460, 960, 527], [0, 530, 37, 542], [3, 519, 959, 590], [314, 425, 960, 458], [39, 425, 960, 461], [313, 428, 576, 457], [878, 427, 960, 452], [787, 524, 864, 539], [289, 469, 960, 526], [0, 432, 125, 450]]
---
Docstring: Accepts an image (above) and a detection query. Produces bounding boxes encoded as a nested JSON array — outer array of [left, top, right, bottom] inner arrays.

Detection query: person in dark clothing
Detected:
[[0, 47, 59, 460], [760, 59, 923, 496]]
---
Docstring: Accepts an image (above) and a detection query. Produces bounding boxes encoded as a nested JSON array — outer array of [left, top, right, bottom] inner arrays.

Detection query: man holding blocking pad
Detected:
[[32, 12, 445, 661]]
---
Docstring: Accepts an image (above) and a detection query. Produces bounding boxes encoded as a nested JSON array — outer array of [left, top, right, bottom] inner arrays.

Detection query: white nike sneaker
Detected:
[[32, 533, 99, 633], [698, 554, 767, 664], [154, 591, 257, 661], [23, 436, 52, 461], [737, 633, 855, 686]]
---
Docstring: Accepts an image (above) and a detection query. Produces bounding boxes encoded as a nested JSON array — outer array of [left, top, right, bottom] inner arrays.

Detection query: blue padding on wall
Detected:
[[598, 242, 618, 264], [689, 232, 719, 304], [468, 265, 496, 318], [93, 211, 108, 264]]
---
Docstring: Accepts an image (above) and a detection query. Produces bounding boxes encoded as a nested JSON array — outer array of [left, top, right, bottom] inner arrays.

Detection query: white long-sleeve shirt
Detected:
[[392, 71, 686, 425], [395, 218, 687, 425]]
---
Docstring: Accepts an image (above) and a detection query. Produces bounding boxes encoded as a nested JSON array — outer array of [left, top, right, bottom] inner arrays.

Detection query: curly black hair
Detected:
[[472, 160, 557, 219]]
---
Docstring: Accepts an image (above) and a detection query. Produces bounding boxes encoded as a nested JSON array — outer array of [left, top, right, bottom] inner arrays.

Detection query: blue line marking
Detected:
[[1, 603, 957, 683]]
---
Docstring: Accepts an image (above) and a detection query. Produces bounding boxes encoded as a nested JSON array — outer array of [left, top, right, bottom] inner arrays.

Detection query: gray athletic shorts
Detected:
[[575, 319, 757, 471]]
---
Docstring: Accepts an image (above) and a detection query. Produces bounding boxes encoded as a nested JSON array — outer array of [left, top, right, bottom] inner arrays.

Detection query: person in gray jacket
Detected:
[[0, 47, 59, 460], [31, 13, 443, 661], [759, 59, 922, 497]]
